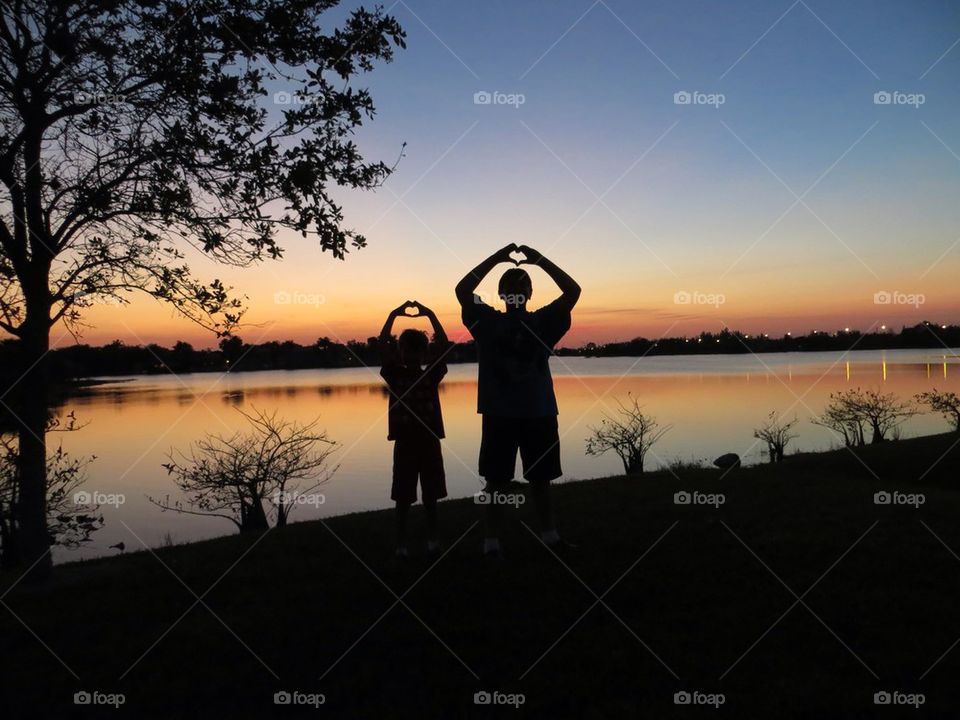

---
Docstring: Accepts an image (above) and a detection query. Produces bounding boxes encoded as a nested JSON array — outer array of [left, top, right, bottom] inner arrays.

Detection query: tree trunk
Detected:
[[10, 309, 52, 579], [625, 453, 643, 475], [0, 504, 14, 570], [240, 496, 269, 533], [9, 123, 55, 579]]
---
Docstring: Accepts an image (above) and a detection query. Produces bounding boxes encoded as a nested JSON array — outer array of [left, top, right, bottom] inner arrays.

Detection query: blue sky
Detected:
[[79, 0, 960, 346]]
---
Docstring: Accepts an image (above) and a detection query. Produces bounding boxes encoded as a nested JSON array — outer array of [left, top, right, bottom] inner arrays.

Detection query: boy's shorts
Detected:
[[392, 435, 447, 504], [478, 414, 562, 486]]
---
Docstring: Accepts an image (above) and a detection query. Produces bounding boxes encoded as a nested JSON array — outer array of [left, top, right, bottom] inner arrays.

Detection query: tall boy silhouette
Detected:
[[455, 244, 581, 556]]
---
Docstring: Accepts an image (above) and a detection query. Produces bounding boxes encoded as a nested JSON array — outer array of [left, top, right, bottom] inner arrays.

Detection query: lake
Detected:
[[54, 349, 960, 562]]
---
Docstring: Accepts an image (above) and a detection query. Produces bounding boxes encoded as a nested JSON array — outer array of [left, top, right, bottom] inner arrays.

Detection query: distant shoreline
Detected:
[[59, 341, 960, 387], [3, 322, 958, 387]]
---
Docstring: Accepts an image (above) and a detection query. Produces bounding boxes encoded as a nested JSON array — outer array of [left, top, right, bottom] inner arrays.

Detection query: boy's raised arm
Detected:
[[380, 302, 411, 342], [455, 243, 518, 307], [379, 302, 411, 367], [518, 245, 581, 309], [414, 302, 448, 346]]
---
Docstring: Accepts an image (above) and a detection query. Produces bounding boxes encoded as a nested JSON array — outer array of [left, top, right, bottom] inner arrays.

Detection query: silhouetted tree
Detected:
[[813, 400, 866, 448], [0, 0, 404, 574], [0, 413, 100, 566], [815, 388, 915, 446], [152, 408, 338, 532], [916, 389, 960, 432], [753, 411, 798, 463], [585, 395, 671, 475]]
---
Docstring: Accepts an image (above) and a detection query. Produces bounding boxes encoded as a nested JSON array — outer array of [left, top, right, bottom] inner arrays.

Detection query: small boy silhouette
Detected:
[[379, 300, 449, 558]]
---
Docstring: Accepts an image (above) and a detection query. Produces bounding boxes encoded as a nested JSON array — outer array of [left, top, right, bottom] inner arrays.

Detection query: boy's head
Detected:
[[498, 268, 532, 310], [398, 328, 429, 366]]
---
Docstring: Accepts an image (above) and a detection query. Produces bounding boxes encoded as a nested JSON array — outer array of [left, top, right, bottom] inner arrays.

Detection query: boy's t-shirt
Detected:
[[461, 297, 572, 418], [380, 340, 448, 441]]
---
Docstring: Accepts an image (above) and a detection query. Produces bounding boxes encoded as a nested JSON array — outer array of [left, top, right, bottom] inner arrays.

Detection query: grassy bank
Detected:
[[3, 432, 960, 718]]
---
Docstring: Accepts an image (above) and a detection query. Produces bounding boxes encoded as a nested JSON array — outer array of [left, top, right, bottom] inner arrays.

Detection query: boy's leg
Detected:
[[395, 501, 410, 548], [519, 416, 563, 544], [478, 415, 517, 554], [392, 441, 417, 554], [420, 436, 446, 551], [529, 481, 555, 534], [483, 485, 505, 541], [423, 497, 439, 543]]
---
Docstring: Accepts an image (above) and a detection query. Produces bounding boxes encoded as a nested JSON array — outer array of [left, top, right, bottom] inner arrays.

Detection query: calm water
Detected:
[[55, 349, 960, 562]]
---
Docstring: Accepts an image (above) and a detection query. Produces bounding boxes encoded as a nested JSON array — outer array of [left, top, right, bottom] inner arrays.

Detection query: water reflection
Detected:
[[52, 350, 960, 563]]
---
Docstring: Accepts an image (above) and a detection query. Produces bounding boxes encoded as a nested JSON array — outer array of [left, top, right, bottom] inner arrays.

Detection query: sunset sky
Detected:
[[56, 0, 960, 349]]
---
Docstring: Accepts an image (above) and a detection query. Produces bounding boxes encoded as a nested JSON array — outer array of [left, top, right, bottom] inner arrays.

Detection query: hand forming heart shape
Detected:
[[401, 300, 423, 317], [504, 244, 541, 267]]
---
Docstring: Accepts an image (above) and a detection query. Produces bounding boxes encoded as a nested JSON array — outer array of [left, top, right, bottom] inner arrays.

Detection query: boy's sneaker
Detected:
[[426, 540, 442, 556], [395, 546, 410, 560]]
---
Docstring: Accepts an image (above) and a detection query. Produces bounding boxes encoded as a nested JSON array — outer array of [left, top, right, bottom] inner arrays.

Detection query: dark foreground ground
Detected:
[[3, 433, 960, 718]]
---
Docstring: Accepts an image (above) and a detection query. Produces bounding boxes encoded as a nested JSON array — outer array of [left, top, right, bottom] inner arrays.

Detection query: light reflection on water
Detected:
[[54, 349, 960, 562]]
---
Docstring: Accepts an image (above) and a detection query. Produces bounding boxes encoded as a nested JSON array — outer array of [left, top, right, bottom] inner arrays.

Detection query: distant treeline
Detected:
[[0, 335, 477, 384], [0, 322, 957, 385], [558, 322, 960, 358]]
